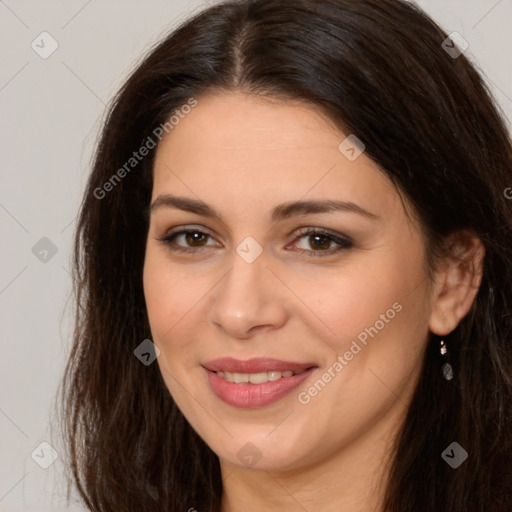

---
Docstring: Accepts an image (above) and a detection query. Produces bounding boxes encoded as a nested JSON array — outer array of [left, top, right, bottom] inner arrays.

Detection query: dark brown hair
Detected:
[[57, 0, 512, 510]]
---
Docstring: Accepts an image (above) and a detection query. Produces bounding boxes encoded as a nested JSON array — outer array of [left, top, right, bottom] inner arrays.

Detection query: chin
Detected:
[[208, 428, 313, 472]]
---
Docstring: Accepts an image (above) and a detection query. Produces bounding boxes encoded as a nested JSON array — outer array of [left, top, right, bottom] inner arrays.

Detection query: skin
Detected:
[[143, 91, 484, 511]]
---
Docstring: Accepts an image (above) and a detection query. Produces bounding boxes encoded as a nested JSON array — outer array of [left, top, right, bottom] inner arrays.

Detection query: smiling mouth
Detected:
[[204, 365, 318, 408], [201, 357, 319, 407]]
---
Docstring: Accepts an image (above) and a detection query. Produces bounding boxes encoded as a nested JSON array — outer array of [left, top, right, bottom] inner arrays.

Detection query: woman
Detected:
[[58, 0, 512, 510]]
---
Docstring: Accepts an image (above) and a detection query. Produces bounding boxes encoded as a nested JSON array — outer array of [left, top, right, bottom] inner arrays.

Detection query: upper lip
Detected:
[[202, 357, 317, 373]]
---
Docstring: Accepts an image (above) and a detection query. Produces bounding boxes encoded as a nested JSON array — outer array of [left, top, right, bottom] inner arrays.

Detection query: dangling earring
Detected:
[[440, 339, 453, 380]]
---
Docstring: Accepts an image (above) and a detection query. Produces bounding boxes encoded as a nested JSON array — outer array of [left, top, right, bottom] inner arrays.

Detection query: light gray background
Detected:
[[1, 1, 511, 510]]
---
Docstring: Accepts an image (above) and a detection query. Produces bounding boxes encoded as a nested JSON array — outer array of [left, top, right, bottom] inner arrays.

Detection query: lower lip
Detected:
[[204, 367, 317, 408]]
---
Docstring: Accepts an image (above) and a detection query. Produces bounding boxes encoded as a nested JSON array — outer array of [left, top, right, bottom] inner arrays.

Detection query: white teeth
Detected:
[[216, 369, 307, 384], [233, 372, 249, 384], [249, 372, 268, 384]]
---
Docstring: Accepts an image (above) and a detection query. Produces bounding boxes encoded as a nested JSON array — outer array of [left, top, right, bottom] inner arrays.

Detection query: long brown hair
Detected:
[[57, 0, 512, 510]]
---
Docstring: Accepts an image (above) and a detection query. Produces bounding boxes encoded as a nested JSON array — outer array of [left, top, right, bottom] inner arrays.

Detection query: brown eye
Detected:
[[159, 229, 217, 253], [181, 231, 209, 247], [291, 228, 353, 257]]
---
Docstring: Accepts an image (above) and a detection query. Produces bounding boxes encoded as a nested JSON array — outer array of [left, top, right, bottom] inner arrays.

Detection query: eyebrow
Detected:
[[150, 195, 380, 222]]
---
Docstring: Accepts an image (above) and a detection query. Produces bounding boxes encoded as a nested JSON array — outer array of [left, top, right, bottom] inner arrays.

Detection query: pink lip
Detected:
[[202, 357, 317, 373], [202, 358, 318, 408]]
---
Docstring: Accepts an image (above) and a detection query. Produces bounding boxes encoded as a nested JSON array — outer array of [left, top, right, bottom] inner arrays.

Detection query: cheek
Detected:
[[143, 255, 172, 338], [291, 268, 429, 444], [143, 249, 225, 395], [143, 253, 202, 404], [143, 251, 195, 354], [297, 260, 425, 349], [298, 244, 430, 394]]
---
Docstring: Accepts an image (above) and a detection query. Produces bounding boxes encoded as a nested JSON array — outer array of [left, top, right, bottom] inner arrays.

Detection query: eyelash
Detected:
[[157, 226, 353, 258]]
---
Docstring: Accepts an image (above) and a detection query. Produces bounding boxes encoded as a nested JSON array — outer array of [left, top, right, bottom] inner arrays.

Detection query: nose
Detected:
[[207, 248, 288, 340]]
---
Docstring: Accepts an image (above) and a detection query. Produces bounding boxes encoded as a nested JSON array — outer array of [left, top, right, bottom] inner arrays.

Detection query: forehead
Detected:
[[157, 92, 346, 156], [151, 92, 400, 218]]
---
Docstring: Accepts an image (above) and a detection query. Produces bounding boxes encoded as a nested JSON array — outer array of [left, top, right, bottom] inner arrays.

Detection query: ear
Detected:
[[428, 232, 485, 336]]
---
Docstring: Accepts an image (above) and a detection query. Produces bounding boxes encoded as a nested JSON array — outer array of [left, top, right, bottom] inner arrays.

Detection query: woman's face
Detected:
[[143, 92, 434, 472]]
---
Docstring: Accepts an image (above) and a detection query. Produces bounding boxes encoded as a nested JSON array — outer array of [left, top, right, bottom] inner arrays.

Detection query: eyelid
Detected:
[[293, 226, 352, 245]]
